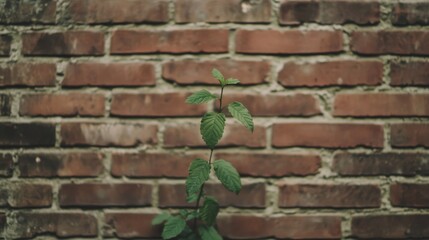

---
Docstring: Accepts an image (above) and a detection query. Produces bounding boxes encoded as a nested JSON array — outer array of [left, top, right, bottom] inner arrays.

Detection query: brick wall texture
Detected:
[[1, 0, 429, 239]]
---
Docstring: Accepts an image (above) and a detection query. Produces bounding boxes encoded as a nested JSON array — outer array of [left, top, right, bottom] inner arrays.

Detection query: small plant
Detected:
[[152, 69, 254, 239]]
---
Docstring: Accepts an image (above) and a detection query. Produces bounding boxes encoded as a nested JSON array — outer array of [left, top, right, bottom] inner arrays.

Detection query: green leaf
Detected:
[[162, 216, 187, 239], [186, 211, 198, 221], [186, 90, 218, 104], [213, 160, 241, 194], [199, 196, 219, 226], [186, 159, 210, 197], [226, 78, 240, 85], [200, 112, 226, 149], [151, 212, 171, 225], [227, 101, 254, 132], [198, 226, 223, 240], [186, 193, 198, 203], [212, 68, 225, 86]]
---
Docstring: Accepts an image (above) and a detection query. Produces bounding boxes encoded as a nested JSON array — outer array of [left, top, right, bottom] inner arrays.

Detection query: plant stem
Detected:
[[219, 86, 224, 111]]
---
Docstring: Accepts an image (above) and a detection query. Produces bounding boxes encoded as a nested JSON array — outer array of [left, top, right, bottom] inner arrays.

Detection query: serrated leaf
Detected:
[[227, 101, 254, 132], [199, 196, 219, 226], [226, 78, 240, 85], [186, 211, 198, 221], [213, 160, 241, 194], [198, 226, 223, 240], [162, 216, 186, 239], [200, 112, 226, 149], [186, 158, 210, 197], [151, 212, 171, 225], [186, 193, 198, 203], [212, 68, 225, 86], [186, 90, 218, 104]]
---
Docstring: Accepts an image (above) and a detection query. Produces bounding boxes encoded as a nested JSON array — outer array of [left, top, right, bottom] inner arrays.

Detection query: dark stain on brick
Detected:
[[0, 34, 12, 56], [32, 33, 67, 55], [0, 94, 11, 116], [0, 123, 56, 147]]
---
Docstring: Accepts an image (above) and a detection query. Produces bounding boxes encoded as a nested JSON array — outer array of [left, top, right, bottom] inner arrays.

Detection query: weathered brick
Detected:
[[68, 0, 168, 24], [0, 154, 13, 177], [0, 123, 55, 147], [352, 215, 429, 238], [391, 183, 429, 208], [18, 152, 104, 177], [158, 183, 266, 208], [279, 184, 381, 208], [111, 93, 207, 117], [0, 63, 56, 87], [175, 0, 271, 23], [334, 93, 429, 117], [278, 61, 383, 87], [218, 215, 341, 239], [0, 34, 12, 56], [2, 213, 97, 238], [22, 31, 104, 56], [273, 123, 384, 148], [20, 93, 105, 116], [221, 93, 321, 116], [390, 62, 429, 86], [351, 31, 429, 55], [104, 213, 161, 238], [0, 0, 56, 24], [59, 183, 152, 207], [164, 124, 266, 148], [111, 152, 205, 178], [333, 152, 429, 176], [391, 123, 429, 148], [61, 122, 157, 147], [0, 94, 11, 116], [111, 29, 228, 54], [392, 1, 429, 25], [0, 183, 52, 208], [235, 30, 343, 54], [216, 153, 320, 177], [162, 60, 270, 85], [63, 62, 155, 87]]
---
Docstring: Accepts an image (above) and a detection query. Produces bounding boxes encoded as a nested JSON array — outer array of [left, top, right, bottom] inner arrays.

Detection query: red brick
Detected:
[[352, 215, 429, 238], [272, 123, 384, 148], [162, 60, 270, 85], [279, 184, 381, 208], [111, 93, 207, 117], [280, 0, 379, 25], [68, 0, 168, 24], [0, 154, 13, 177], [18, 152, 104, 177], [158, 183, 266, 208], [111, 152, 205, 178], [390, 62, 429, 86], [278, 60, 383, 87], [0, 123, 56, 147], [164, 123, 266, 148], [63, 62, 155, 87], [104, 213, 161, 238], [333, 152, 429, 176], [235, 30, 343, 54], [20, 93, 105, 117], [390, 183, 429, 208], [218, 215, 341, 239], [175, 0, 271, 23], [334, 93, 429, 117], [2, 213, 97, 238], [351, 31, 429, 55], [0, 94, 12, 116], [0, 0, 56, 24], [22, 31, 104, 56], [59, 183, 152, 207], [391, 123, 429, 148], [392, 1, 429, 25], [0, 63, 56, 87], [221, 93, 321, 116], [0, 34, 12, 56], [216, 153, 320, 177], [61, 122, 157, 147], [0, 183, 52, 208], [111, 29, 228, 54]]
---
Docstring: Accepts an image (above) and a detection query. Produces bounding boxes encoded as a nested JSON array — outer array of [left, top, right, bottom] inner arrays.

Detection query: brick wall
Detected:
[[1, 0, 429, 239]]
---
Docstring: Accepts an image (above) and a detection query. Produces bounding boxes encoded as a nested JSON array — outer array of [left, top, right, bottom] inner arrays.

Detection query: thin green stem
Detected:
[[219, 86, 225, 112]]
